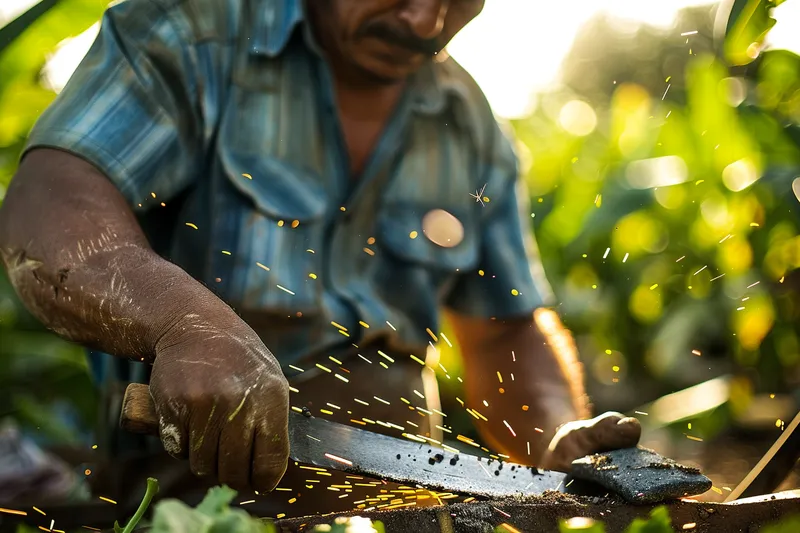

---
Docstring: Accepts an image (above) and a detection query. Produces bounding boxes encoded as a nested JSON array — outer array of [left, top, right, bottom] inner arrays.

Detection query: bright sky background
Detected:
[[1, 0, 799, 118]]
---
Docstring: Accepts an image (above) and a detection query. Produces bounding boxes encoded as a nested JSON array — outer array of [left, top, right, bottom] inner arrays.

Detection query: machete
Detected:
[[120, 383, 710, 503]]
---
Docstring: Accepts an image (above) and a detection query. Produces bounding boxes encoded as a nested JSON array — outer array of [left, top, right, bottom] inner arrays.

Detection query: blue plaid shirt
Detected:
[[26, 0, 553, 373]]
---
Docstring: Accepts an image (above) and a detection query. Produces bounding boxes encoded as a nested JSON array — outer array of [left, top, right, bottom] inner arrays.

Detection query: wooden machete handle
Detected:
[[120, 383, 160, 436]]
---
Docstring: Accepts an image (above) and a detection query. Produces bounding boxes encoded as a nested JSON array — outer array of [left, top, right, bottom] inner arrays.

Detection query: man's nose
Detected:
[[398, 0, 448, 40]]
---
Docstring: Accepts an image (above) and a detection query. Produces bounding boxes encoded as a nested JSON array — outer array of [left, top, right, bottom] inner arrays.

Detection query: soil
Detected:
[[274, 490, 800, 533]]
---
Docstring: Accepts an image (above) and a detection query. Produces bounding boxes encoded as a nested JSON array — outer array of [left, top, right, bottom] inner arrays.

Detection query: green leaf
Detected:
[[0, 0, 59, 56], [624, 506, 673, 533], [313, 518, 386, 533], [195, 485, 238, 517], [724, 0, 780, 66], [760, 514, 800, 533], [558, 517, 606, 533]]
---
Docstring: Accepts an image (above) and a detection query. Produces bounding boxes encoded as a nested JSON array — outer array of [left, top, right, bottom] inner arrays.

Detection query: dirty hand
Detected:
[[149, 311, 290, 492], [539, 412, 641, 472]]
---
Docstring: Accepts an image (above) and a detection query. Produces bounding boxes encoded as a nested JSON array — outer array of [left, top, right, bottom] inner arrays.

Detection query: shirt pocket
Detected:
[[377, 202, 479, 275], [218, 147, 328, 313]]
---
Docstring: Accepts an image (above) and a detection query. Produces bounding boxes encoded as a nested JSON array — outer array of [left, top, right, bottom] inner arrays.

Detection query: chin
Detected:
[[354, 54, 424, 85]]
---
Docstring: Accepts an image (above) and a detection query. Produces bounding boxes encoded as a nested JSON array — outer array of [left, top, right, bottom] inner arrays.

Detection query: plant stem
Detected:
[[121, 477, 160, 533]]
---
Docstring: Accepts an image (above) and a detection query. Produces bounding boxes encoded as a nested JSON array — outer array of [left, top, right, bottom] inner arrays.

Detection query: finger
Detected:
[[251, 417, 290, 492], [153, 395, 189, 460], [588, 414, 642, 451], [218, 405, 256, 491], [188, 401, 223, 479]]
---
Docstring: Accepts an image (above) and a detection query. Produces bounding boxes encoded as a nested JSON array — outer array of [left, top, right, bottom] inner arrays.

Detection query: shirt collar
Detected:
[[248, 0, 305, 57]]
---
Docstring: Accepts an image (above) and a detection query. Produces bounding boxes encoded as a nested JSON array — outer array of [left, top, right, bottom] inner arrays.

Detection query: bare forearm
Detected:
[[0, 149, 224, 361], [449, 309, 590, 464]]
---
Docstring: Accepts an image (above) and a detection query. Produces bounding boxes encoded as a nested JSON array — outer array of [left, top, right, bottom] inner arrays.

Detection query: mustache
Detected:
[[357, 21, 441, 56]]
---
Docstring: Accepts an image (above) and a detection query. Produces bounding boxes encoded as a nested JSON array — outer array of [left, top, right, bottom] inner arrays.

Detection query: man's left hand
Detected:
[[539, 412, 642, 472]]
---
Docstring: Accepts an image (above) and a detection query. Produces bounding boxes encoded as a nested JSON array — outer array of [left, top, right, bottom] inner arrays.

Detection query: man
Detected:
[[0, 0, 640, 515]]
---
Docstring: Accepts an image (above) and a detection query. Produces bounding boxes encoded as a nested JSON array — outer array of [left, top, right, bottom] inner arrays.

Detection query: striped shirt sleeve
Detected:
[[24, 0, 203, 209], [444, 123, 555, 319]]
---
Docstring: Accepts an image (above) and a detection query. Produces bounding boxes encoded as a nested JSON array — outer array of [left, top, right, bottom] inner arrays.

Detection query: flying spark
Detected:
[[470, 184, 488, 206]]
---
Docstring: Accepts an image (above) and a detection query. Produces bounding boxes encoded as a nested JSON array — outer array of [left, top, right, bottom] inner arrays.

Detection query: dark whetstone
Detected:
[[570, 447, 713, 504]]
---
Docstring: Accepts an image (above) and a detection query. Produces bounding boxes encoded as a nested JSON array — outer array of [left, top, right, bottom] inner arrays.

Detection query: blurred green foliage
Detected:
[[0, 0, 106, 443], [0, 0, 799, 450]]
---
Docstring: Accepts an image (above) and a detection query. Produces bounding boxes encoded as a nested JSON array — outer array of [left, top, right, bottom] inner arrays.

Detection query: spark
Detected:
[[426, 328, 438, 342], [692, 350, 702, 356], [497, 371, 503, 383], [185, 222, 198, 230], [747, 281, 761, 289], [499, 524, 522, 533], [315, 363, 332, 373], [359, 321, 370, 328], [650, 284, 658, 290], [256, 262, 270, 271], [350, 419, 367, 426], [493, 507, 512, 518], [354, 398, 370, 406], [99, 497, 117, 504], [276, 285, 295, 295], [242, 173, 252, 179], [676, 256, 685, 262], [334, 374, 349, 383], [470, 183, 488, 206], [441, 333, 453, 347], [402, 433, 427, 443], [386, 321, 396, 330], [623, 253, 629, 263], [307, 435, 321, 442], [320, 409, 334, 415], [288, 498, 297, 504], [288, 365, 304, 372], [603, 247, 610, 259], [239, 500, 255, 505], [325, 453, 354, 466], [357, 354, 373, 364], [299, 465, 327, 472], [681, 30, 698, 36], [374, 396, 391, 405], [329, 356, 343, 365], [527, 442, 531, 455], [378, 351, 395, 363], [81, 528, 101, 531], [662, 84, 671, 100], [682, 523, 697, 530], [693, 265, 707, 276], [326, 403, 341, 410], [413, 390, 425, 399], [710, 274, 725, 282], [0, 508, 27, 516], [289, 386, 299, 393], [410, 354, 425, 365], [635, 411, 649, 416], [686, 435, 703, 442]]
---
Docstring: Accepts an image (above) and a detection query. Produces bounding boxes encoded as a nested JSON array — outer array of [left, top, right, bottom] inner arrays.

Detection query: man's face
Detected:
[[317, 0, 485, 83]]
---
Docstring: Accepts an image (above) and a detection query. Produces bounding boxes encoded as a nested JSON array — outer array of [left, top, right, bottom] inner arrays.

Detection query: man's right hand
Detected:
[[148, 313, 290, 493]]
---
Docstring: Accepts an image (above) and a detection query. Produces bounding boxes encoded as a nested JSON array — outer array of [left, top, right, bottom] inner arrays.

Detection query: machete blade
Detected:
[[288, 411, 570, 499]]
